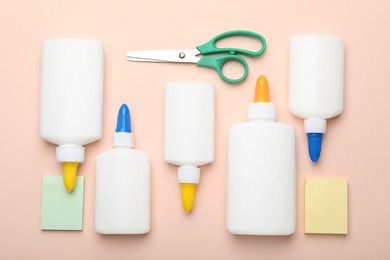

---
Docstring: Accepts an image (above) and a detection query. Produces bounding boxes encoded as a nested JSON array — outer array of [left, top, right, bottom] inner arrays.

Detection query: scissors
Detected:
[[125, 30, 266, 84]]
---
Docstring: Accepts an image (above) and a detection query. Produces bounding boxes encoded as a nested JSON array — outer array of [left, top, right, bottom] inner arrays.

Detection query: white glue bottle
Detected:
[[289, 35, 344, 163], [40, 39, 103, 192], [227, 76, 296, 235], [95, 104, 150, 234], [164, 83, 215, 214]]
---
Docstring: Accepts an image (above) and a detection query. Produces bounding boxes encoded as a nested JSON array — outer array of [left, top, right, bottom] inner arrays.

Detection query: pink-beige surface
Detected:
[[1, 0, 389, 259]]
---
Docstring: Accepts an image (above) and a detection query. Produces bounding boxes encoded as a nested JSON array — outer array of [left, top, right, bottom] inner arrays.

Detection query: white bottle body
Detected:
[[289, 35, 344, 119], [95, 148, 150, 234], [227, 121, 296, 235], [40, 39, 103, 149], [164, 83, 215, 167]]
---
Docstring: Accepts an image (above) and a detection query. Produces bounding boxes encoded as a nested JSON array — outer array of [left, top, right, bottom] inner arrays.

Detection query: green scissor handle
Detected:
[[196, 30, 266, 56], [197, 55, 249, 84], [195, 30, 266, 83]]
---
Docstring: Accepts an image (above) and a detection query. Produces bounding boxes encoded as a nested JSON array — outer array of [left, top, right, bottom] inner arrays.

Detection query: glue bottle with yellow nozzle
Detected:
[[227, 76, 296, 235], [164, 83, 215, 213], [40, 39, 104, 192]]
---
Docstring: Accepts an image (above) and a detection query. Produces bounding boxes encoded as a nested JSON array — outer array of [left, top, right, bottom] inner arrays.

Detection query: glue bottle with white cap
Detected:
[[289, 35, 344, 163]]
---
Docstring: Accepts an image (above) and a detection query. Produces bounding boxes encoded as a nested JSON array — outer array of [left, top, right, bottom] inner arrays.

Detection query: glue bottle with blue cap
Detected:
[[95, 104, 150, 234], [289, 35, 344, 163]]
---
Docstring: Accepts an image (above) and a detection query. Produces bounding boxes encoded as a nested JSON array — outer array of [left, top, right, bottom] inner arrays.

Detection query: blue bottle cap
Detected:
[[307, 133, 322, 163], [116, 104, 131, 133]]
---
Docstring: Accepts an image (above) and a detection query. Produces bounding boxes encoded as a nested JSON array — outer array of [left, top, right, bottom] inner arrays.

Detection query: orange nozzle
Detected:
[[254, 75, 270, 102]]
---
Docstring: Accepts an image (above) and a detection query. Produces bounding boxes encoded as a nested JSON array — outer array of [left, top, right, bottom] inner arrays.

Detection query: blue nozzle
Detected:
[[116, 104, 131, 133], [307, 133, 322, 163]]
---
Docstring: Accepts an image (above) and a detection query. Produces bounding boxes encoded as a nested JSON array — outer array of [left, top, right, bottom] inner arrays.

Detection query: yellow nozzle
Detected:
[[181, 183, 197, 213], [63, 162, 79, 192], [254, 75, 270, 102]]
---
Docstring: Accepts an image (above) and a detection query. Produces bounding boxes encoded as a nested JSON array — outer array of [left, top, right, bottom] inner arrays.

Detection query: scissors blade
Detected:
[[126, 49, 201, 63]]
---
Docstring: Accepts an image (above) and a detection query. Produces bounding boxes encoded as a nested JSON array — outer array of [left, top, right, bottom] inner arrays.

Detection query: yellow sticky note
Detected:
[[305, 179, 348, 235]]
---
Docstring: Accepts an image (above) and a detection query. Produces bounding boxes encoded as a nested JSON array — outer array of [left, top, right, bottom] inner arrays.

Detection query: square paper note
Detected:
[[41, 176, 84, 231], [305, 179, 348, 235]]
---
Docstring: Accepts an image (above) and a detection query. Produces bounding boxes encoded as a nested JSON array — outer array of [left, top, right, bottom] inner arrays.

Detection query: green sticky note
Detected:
[[41, 176, 84, 231]]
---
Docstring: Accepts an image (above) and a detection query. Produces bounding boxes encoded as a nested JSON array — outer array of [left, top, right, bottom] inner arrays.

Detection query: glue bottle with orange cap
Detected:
[[226, 76, 296, 235]]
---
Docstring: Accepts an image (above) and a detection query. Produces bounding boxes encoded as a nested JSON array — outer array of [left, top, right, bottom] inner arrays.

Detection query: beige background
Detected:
[[1, 0, 389, 259]]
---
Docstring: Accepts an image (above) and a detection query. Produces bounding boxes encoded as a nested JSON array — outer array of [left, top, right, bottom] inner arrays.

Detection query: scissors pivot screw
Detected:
[[179, 52, 185, 59]]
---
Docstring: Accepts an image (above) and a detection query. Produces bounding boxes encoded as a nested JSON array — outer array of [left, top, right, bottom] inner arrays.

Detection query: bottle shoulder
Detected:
[[97, 148, 150, 161], [229, 121, 295, 133]]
